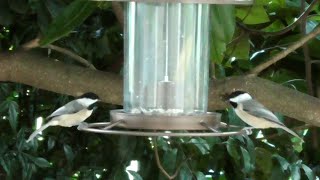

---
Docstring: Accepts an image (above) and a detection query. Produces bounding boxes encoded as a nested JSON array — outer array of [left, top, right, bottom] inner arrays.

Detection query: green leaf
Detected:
[[0, 157, 9, 173], [236, 5, 270, 25], [31, 157, 51, 168], [157, 137, 170, 151], [263, 20, 285, 33], [127, 170, 143, 180], [47, 137, 55, 151], [210, 5, 235, 64], [39, 0, 96, 46], [8, 100, 19, 132], [290, 164, 301, 180], [225, 34, 250, 67], [255, 147, 272, 176], [0, 1, 13, 26], [301, 164, 314, 180], [8, 0, 29, 14], [63, 144, 74, 162], [162, 148, 178, 176], [273, 154, 290, 172], [240, 147, 252, 173], [0, 101, 9, 113], [203, 137, 221, 148], [114, 169, 129, 180], [178, 166, 193, 180], [226, 138, 240, 161], [188, 138, 210, 155], [306, 20, 320, 40], [195, 172, 207, 180], [286, 0, 301, 8], [244, 136, 255, 164]]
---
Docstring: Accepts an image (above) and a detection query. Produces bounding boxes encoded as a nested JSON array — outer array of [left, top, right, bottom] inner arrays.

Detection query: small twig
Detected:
[[153, 137, 187, 180], [45, 44, 96, 70], [249, 25, 320, 75], [301, 0, 315, 96], [112, 2, 124, 28], [21, 37, 96, 70], [237, 0, 318, 36]]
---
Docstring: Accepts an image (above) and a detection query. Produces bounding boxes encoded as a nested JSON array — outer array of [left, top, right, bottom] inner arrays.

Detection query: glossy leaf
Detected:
[[240, 147, 252, 173], [162, 148, 178, 176], [255, 147, 272, 176], [179, 166, 193, 180], [34, 157, 50, 168], [188, 138, 210, 155], [63, 144, 74, 162], [0, 0, 13, 26], [301, 164, 314, 180], [47, 137, 55, 151], [8, 100, 19, 132], [290, 164, 301, 180], [39, 0, 97, 46], [273, 154, 290, 172], [8, 0, 29, 14], [210, 5, 235, 64], [195, 171, 207, 180], [114, 169, 129, 180], [226, 138, 240, 161], [225, 34, 250, 67], [236, 5, 270, 25]]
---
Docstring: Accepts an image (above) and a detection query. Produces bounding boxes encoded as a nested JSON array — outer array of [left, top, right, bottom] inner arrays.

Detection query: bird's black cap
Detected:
[[79, 92, 99, 100], [227, 91, 248, 99]]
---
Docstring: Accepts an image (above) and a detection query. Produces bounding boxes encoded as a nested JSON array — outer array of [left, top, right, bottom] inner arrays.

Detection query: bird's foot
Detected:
[[240, 127, 255, 135], [77, 122, 89, 130]]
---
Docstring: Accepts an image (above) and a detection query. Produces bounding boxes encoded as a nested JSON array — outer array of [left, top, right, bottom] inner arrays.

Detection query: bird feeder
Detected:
[[79, 0, 252, 136]]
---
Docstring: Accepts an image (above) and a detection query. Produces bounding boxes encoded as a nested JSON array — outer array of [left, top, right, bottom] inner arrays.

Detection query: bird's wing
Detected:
[[242, 99, 285, 126], [46, 99, 86, 119]]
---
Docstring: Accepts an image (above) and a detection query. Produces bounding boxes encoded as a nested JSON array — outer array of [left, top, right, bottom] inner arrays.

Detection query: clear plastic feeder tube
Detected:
[[124, 2, 210, 115]]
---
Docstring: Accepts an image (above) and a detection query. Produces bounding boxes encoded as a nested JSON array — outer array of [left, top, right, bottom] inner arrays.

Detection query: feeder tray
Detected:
[[78, 110, 252, 137]]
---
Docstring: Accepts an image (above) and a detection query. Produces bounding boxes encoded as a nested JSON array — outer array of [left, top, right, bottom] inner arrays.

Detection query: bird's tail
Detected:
[[26, 121, 55, 143], [280, 126, 304, 142]]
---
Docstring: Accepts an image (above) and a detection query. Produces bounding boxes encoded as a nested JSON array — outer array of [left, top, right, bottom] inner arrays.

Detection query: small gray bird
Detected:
[[27, 92, 99, 143], [227, 91, 303, 142]]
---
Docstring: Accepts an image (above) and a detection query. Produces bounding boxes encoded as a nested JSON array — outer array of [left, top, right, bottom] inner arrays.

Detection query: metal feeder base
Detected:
[[110, 109, 220, 130], [77, 109, 253, 137]]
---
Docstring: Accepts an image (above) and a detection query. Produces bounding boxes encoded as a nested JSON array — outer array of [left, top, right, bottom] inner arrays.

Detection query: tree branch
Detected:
[[1, 50, 320, 126], [249, 25, 320, 74]]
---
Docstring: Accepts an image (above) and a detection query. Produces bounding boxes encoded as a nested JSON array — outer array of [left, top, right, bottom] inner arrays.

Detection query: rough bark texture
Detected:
[[1, 50, 320, 126]]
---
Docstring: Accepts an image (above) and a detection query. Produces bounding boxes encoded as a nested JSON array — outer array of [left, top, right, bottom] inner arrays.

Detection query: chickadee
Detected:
[[27, 92, 99, 143], [227, 91, 303, 142]]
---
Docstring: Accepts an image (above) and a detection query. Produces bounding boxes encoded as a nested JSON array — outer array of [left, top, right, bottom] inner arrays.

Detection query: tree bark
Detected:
[[1, 50, 320, 126]]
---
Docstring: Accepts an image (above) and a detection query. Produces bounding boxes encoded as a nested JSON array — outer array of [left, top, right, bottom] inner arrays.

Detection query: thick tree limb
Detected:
[[0, 50, 320, 126]]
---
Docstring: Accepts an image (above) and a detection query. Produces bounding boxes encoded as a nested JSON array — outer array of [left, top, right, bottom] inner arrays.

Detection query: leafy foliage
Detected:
[[0, 0, 320, 179]]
